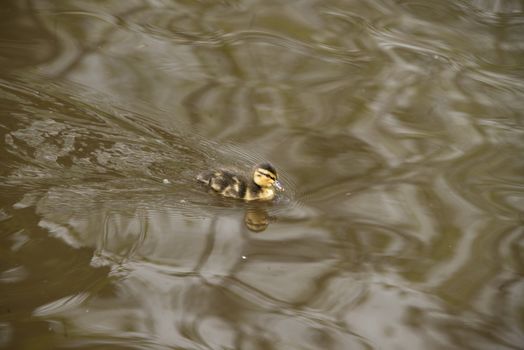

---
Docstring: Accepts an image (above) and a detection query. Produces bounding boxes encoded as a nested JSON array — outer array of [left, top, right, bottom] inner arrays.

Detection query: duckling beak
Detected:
[[274, 180, 284, 191]]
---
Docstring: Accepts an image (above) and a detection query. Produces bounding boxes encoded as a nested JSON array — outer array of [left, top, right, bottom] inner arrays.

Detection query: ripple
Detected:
[[442, 144, 524, 218], [1, 2, 524, 349]]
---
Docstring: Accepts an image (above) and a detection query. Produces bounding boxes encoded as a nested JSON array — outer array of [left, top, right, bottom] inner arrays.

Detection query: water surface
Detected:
[[1, 1, 523, 349]]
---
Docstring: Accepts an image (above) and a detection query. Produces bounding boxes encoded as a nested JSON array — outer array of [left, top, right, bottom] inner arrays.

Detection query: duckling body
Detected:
[[197, 163, 282, 201]]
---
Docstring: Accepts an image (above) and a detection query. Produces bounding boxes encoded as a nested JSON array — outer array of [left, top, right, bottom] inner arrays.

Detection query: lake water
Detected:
[[1, 1, 523, 349]]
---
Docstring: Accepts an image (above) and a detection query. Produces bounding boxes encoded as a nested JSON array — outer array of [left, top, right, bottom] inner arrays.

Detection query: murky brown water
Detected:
[[1, 1, 524, 349]]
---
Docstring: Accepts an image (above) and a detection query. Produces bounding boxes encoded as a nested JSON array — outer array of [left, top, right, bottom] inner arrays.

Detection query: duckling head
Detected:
[[253, 163, 284, 191]]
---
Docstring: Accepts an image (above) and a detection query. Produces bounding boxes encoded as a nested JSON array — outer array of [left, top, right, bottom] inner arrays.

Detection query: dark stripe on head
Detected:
[[257, 163, 277, 177], [257, 170, 276, 180]]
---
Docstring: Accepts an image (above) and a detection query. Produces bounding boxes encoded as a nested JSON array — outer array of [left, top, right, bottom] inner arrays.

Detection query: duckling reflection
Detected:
[[244, 207, 270, 232], [197, 162, 284, 201]]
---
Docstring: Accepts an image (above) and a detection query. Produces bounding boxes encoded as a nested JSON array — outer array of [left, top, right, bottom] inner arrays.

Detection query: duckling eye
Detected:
[[263, 174, 274, 182], [256, 170, 276, 181]]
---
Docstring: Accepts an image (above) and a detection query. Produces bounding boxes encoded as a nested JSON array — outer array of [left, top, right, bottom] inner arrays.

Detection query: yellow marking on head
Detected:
[[254, 168, 277, 188], [256, 168, 276, 180]]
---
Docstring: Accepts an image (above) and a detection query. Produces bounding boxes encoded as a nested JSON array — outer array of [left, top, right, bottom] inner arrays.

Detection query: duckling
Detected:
[[197, 163, 283, 201]]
